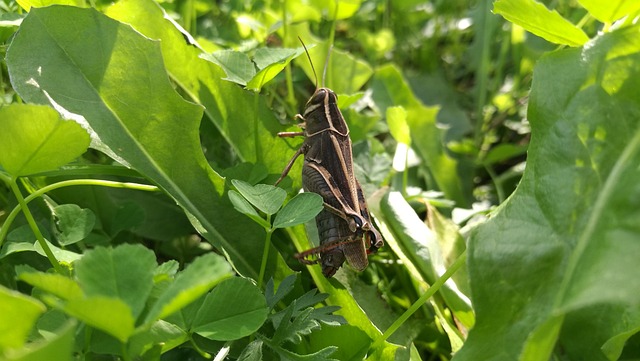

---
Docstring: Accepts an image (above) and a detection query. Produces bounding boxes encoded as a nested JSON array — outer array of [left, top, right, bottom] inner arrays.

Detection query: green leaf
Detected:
[[246, 47, 306, 91], [386, 106, 410, 145], [15, 0, 83, 12], [482, 143, 528, 165], [271, 303, 319, 345], [34, 239, 81, 264], [52, 204, 95, 246], [237, 339, 263, 361], [74, 244, 156, 319], [306, 324, 370, 361], [17, 272, 83, 301], [228, 190, 271, 228], [0, 104, 90, 176], [455, 25, 640, 361], [231, 179, 287, 216], [273, 192, 323, 229], [62, 296, 134, 342], [6, 5, 277, 279], [192, 277, 269, 341], [494, 0, 590, 47], [578, 0, 640, 24], [308, 0, 362, 20], [127, 320, 188, 358], [145, 253, 233, 323], [200, 50, 255, 86], [265, 274, 297, 309], [0, 286, 46, 351], [2, 319, 76, 361]]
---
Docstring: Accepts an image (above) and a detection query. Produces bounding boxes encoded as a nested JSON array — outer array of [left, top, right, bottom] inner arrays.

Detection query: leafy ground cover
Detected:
[[1, 0, 640, 360]]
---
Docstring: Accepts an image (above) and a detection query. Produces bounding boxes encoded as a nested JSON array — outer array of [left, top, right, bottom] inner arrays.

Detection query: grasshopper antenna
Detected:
[[298, 36, 318, 90]]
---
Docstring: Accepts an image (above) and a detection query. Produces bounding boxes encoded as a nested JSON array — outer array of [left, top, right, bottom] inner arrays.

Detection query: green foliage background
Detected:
[[1, 0, 640, 360]]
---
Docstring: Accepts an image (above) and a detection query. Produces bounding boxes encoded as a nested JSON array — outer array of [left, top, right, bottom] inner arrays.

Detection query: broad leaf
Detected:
[[200, 50, 255, 86], [52, 204, 95, 246], [578, 0, 640, 24], [231, 180, 287, 216], [386, 106, 410, 145], [74, 244, 156, 319], [18, 272, 83, 301], [494, 0, 589, 47], [145, 253, 233, 323], [228, 190, 271, 228], [192, 277, 269, 341], [273, 192, 323, 229], [455, 24, 640, 361], [62, 297, 134, 342], [0, 104, 90, 176]]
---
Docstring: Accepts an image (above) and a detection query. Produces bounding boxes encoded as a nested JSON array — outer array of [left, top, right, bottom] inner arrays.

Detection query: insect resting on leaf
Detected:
[[275, 39, 384, 278]]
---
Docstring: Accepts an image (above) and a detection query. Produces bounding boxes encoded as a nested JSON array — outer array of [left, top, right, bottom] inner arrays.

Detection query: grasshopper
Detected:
[[276, 41, 383, 277]]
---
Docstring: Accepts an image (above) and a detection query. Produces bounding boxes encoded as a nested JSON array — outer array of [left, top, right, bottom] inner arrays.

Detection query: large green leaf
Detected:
[[494, 0, 589, 47], [5, 5, 274, 279], [454, 24, 640, 361], [578, 0, 640, 24], [0, 104, 90, 176]]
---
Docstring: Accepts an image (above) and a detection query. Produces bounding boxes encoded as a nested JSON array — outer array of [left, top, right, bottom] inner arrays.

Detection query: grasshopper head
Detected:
[[302, 88, 348, 136]]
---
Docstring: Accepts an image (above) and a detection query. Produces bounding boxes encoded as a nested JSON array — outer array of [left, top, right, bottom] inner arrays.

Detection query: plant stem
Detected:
[[0, 179, 158, 246], [473, 0, 493, 151], [372, 250, 467, 349], [9, 178, 64, 274], [258, 216, 273, 289], [282, 0, 297, 111]]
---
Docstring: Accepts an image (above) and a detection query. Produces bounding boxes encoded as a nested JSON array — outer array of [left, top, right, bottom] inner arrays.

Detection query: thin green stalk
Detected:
[[372, 250, 467, 349], [189, 335, 211, 359], [0, 179, 158, 246], [9, 179, 64, 274], [282, 0, 297, 111], [258, 215, 273, 289], [474, 0, 493, 151], [401, 144, 410, 198], [485, 164, 505, 204]]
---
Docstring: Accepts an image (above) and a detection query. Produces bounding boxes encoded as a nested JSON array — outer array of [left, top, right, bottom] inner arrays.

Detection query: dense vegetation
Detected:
[[1, 0, 640, 360]]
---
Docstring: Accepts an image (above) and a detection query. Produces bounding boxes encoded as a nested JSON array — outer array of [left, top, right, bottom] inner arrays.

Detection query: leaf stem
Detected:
[[372, 250, 467, 349], [258, 216, 274, 289], [0, 179, 158, 247], [282, 0, 297, 111], [8, 178, 64, 274], [473, 0, 493, 151]]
